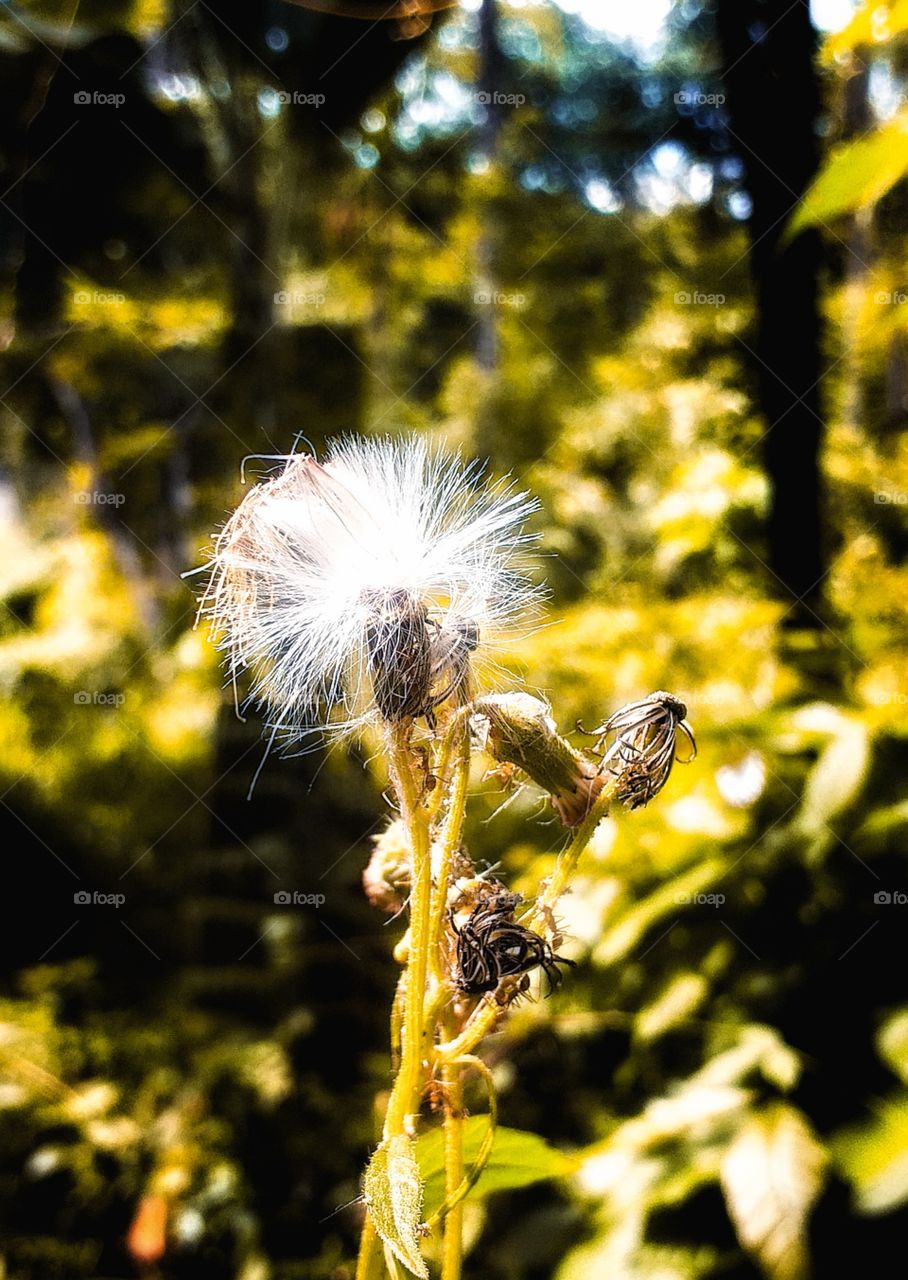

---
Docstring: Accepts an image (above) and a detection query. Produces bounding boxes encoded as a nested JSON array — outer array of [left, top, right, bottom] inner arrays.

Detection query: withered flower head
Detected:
[[451, 890, 575, 996], [594, 690, 696, 810]]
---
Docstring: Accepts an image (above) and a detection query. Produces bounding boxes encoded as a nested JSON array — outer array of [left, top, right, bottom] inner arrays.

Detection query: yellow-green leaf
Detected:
[[720, 1104, 827, 1280], [416, 1118, 574, 1217], [362, 1135, 428, 1279], [878, 1010, 908, 1085], [833, 1096, 908, 1214], [788, 113, 908, 240], [636, 972, 708, 1044], [823, 0, 908, 62], [794, 719, 871, 858]]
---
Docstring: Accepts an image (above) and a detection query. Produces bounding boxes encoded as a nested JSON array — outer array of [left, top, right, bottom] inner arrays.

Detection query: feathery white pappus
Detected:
[[196, 435, 544, 743]]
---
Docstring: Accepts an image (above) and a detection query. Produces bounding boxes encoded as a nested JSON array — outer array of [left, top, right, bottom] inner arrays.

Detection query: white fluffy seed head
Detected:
[[197, 435, 544, 743]]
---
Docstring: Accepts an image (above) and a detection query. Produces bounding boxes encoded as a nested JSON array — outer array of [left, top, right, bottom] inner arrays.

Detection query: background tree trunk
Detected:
[[716, 0, 826, 624]]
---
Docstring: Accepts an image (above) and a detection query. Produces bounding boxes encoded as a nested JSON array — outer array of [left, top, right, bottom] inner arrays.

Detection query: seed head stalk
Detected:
[[427, 721, 472, 1280], [382, 722, 433, 1143], [356, 720, 435, 1280], [428, 714, 471, 980]]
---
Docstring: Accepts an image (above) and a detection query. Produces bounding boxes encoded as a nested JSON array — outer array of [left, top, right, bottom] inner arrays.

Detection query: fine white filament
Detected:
[[197, 435, 542, 745]]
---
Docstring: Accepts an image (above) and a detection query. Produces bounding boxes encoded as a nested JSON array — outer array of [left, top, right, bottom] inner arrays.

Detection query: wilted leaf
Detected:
[[720, 1104, 827, 1280], [788, 113, 908, 239], [416, 1118, 574, 1217], [362, 1135, 428, 1279]]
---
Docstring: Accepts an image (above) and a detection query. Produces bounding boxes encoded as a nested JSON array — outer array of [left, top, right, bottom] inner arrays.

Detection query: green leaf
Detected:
[[788, 113, 908, 240], [720, 1104, 827, 1280], [415, 1118, 574, 1217], [362, 1135, 428, 1279]]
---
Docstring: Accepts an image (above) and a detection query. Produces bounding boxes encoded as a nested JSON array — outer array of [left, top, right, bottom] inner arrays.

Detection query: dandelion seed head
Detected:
[[197, 435, 543, 742]]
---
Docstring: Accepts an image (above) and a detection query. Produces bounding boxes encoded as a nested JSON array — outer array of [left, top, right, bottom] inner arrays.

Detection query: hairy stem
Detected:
[[426, 1054, 498, 1227], [440, 1060, 464, 1280], [383, 723, 432, 1140], [529, 773, 620, 921], [357, 722, 433, 1280], [428, 717, 471, 982]]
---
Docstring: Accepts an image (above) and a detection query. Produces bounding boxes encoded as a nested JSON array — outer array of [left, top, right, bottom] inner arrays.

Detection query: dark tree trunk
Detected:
[[716, 0, 826, 623], [475, 0, 503, 372]]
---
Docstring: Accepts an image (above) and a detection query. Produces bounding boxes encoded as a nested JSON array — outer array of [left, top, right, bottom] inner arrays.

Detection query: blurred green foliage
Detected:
[[1, 0, 908, 1277]]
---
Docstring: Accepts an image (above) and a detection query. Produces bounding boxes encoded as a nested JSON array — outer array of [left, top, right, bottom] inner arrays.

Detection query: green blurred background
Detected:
[[2, 0, 908, 1276]]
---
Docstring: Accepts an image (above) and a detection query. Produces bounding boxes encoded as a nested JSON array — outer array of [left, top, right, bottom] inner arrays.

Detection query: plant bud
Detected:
[[472, 693, 604, 827], [363, 819, 412, 912]]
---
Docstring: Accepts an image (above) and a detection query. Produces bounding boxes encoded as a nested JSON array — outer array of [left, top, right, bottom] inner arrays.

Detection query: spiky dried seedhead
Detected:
[[592, 690, 697, 809]]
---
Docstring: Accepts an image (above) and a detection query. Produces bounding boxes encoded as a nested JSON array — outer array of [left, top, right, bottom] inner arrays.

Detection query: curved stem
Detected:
[[425, 1054, 498, 1227]]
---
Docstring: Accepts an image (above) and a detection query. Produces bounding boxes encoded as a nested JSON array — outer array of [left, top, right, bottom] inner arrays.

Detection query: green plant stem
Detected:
[[357, 722, 433, 1280], [437, 776, 618, 1065], [529, 773, 620, 922], [425, 1054, 498, 1228], [428, 718, 471, 982], [440, 1060, 464, 1280], [355, 1217, 382, 1280], [383, 724, 432, 1141]]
